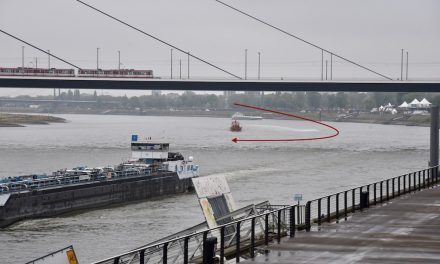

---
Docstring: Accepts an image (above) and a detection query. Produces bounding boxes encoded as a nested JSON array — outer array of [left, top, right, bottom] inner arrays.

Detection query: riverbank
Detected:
[[0, 108, 432, 127], [0, 113, 66, 127]]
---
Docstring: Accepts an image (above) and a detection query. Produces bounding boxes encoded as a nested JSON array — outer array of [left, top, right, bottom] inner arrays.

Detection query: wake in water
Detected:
[[249, 124, 319, 133]]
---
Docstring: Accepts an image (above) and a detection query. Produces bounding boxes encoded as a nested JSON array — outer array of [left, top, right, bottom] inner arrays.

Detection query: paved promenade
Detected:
[[245, 186, 440, 264]]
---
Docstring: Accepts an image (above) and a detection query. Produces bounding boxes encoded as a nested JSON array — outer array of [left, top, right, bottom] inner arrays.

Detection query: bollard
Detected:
[[360, 191, 369, 210], [203, 237, 217, 264]]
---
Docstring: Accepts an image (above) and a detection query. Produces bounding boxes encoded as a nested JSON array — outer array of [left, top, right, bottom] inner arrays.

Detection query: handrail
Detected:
[[91, 204, 292, 264], [92, 165, 439, 264]]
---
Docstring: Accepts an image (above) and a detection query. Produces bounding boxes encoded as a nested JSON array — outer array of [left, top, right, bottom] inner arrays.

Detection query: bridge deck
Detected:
[[245, 186, 440, 264]]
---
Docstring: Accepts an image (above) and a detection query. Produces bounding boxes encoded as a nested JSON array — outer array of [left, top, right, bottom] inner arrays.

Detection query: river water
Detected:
[[0, 114, 431, 263]]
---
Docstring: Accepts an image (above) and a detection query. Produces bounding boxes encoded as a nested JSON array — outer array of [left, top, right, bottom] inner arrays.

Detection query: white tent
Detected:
[[409, 99, 420, 108], [379, 105, 385, 111], [385, 102, 393, 108], [398, 101, 409, 108], [420, 98, 431, 108]]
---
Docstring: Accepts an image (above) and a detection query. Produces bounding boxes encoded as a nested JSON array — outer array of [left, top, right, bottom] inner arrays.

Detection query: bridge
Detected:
[[1, 77, 439, 93]]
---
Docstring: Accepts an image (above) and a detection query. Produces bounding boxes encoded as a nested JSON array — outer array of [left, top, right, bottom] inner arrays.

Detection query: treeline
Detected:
[[12, 90, 440, 111]]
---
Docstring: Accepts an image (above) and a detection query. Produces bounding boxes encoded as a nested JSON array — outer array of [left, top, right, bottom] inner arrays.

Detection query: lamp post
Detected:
[[21, 46, 24, 73], [170, 49, 173, 79], [258, 52, 261, 80], [118, 50, 121, 71], [97, 48, 100, 70], [245, 49, 248, 80]]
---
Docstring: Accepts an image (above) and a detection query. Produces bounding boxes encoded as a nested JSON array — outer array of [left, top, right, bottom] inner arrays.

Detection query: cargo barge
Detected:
[[0, 136, 198, 228]]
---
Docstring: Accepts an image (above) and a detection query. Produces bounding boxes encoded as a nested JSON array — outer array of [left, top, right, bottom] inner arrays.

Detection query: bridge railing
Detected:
[[305, 165, 439, 231], [92, 204, 305, 264]]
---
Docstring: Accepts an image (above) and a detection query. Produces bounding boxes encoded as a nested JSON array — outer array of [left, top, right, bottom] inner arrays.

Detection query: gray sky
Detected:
[[1, 0, 439, 96]]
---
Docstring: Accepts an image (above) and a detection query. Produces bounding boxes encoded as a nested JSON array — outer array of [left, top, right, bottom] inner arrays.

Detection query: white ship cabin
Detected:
[[130, 139, 199, 179], [131, 142, 171, 164]]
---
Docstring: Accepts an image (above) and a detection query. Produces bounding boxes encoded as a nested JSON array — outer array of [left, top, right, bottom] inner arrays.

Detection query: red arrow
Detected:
[[231, 103, 339, 143]]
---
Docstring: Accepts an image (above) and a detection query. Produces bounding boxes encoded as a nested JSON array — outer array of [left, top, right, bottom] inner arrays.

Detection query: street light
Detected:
[[21, 46, 25, 73], [258, 52, 261, 80], [118, 50, 120, 70], [97, 48, 100, 70], [245, 49, 248, 80]]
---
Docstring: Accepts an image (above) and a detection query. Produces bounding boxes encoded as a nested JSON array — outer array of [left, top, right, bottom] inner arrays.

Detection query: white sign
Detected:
[[294, 194, 303, 202], [192, 175, 231, 198]]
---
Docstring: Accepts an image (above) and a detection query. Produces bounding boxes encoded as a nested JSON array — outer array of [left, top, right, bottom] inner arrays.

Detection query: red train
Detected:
[[0, 67, 154, 78]]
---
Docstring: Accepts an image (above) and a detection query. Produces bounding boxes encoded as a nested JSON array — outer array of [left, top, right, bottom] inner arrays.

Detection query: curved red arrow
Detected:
[[232, 103, 339, 143]]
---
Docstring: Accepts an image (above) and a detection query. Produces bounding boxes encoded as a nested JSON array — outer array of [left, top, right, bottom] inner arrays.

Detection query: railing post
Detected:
[[436, 166, 439, 183], [423, 170, 426, 189], [398, 177, 401, 196], [162, 242, 168, 264], [392, 178, 395, 198], [413, 173, 417, 192], [264, 214, 269, 245], [403, 175, 406, 194], [386, 180, 390, 200], [250, 218, 255, 258], [380, 181, 383, 203], [305, 201, 311, 232], [327, 196, 331, 223], [430, 105, 439, 172], [289, 206, 295, 237], [317, 199, 322, 226], [277, 210, 282, 243], [113, 257, 120, 264], [344, 191, 348, 219], [140, 249, 145, 264], [352, 189, 355, 213], [373, 183, 377, 205], [220, 226, 225, 264], [429, 168, 432, 187], [418, 171, 421, 191], [183, 237, 189, 264], [236, 222, 241, 263], [335, 193, 339, 221], [359, 186, 363, 212]]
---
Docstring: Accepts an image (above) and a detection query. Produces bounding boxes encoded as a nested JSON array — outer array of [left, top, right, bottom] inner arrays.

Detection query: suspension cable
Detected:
[[75, 0, 242, 80], [215, 0, 393, 81]]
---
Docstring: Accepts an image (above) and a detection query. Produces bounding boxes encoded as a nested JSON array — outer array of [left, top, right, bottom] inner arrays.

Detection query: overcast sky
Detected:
[[1, 0, 439, 96]]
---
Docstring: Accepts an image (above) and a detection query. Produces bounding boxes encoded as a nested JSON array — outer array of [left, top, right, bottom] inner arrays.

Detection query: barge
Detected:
[[0, 136, 198, 228]]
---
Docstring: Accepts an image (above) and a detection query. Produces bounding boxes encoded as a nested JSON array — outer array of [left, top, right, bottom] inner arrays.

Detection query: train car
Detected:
[[0, 67, 75, 77], [78, 69, 154, 78]]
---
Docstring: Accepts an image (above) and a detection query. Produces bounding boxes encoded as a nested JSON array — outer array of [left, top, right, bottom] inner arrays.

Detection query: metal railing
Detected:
[[304, 166, 439, 231], [92, 205, 305, 264], [93, 166, 439, 264]]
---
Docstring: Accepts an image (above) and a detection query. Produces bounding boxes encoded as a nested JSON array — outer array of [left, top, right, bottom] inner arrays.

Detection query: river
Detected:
[[0, 114, 430, 263]]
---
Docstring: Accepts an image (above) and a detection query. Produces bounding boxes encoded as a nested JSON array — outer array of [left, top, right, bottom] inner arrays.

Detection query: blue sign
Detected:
[[131, 135, 138, 142]]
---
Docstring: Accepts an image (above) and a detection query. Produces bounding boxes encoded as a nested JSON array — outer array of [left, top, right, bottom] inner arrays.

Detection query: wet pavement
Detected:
[[245, 186, 440, 264]]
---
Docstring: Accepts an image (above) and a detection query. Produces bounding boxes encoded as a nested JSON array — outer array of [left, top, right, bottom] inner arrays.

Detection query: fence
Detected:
[[93, 166, 439, 264], [93, 204, 305, 264], [305, 166, 439, 231]]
